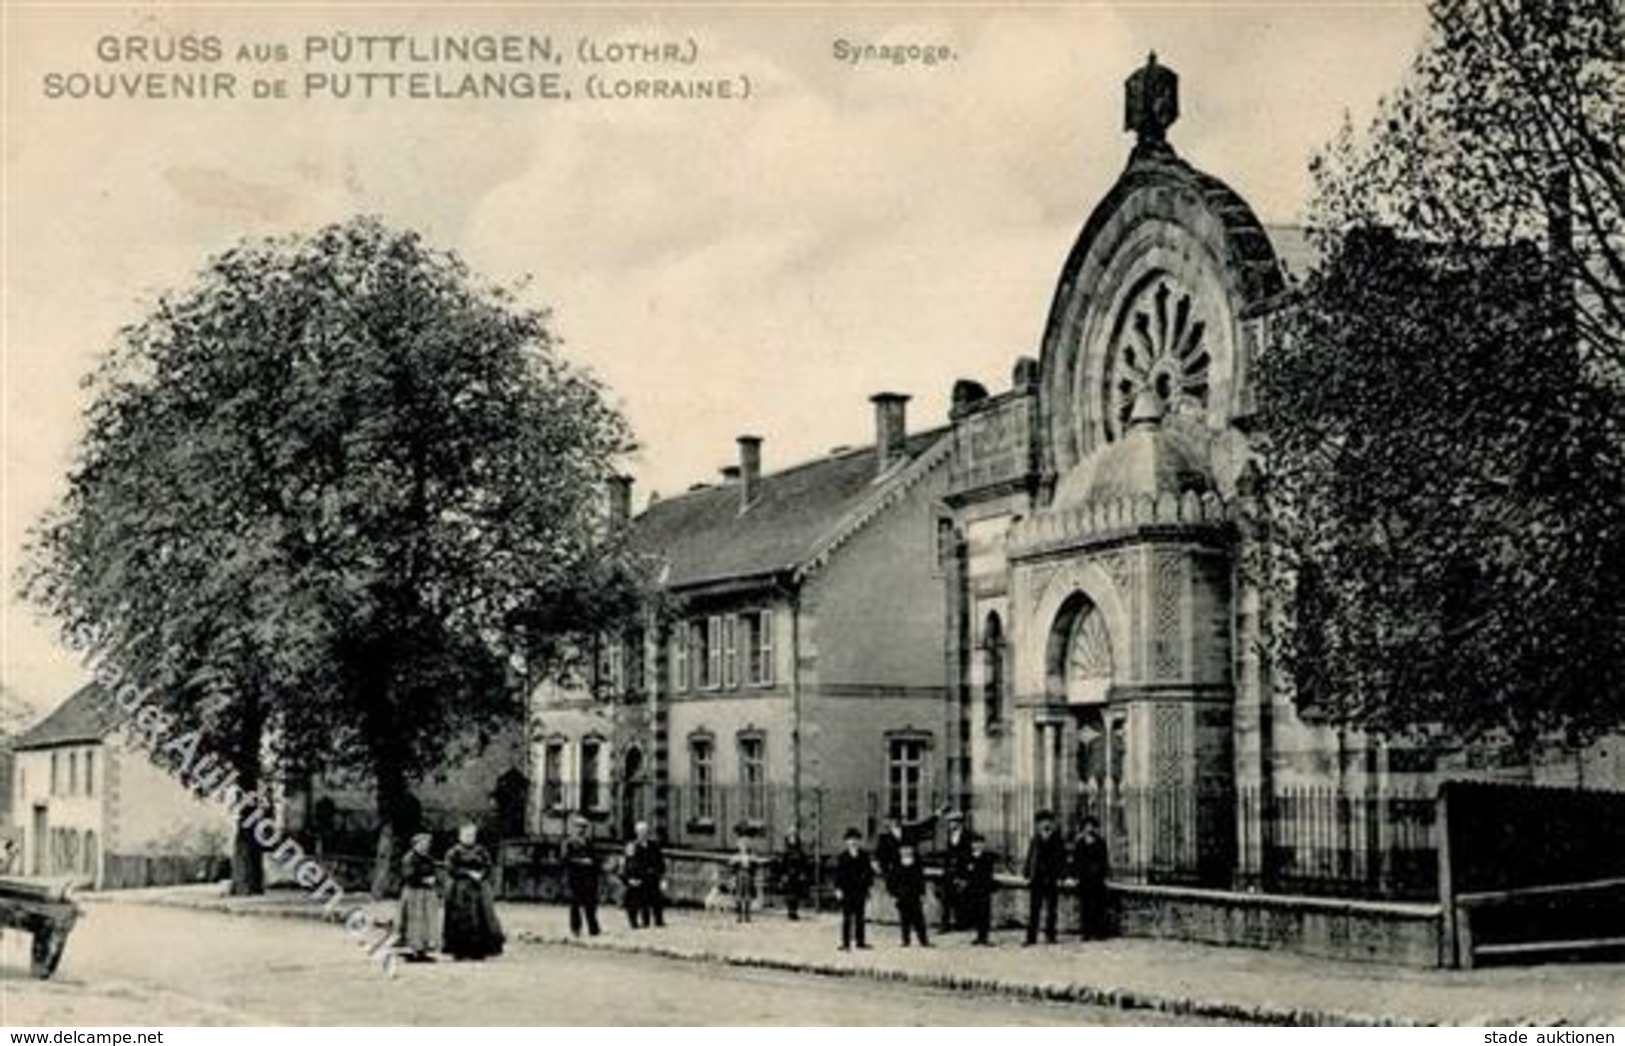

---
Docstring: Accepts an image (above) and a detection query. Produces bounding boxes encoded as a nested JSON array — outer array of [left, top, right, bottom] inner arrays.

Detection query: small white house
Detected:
[[10, 684, 230, 887]]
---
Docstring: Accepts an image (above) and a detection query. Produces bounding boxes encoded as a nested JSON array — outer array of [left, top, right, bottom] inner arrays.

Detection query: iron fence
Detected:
[[601, 780, 1440, 902], [1241, 785, 1439, 901], [296, 778, 1441, 903]]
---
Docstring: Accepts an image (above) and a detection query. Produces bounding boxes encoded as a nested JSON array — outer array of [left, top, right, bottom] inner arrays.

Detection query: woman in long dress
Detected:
[[441, 823, 505, 960], [397, 832, 442, 962]]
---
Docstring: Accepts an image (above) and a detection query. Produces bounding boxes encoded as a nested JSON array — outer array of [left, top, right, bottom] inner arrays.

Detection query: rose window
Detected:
[[1104, 280, 1211, 441]]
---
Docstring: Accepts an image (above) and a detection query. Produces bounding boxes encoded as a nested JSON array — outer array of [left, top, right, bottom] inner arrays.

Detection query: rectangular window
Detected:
[[704, 615, 723, 689], [50, 752, 60, 797], [722, 615, 739, 689], [690, 736, 715, 822], [580, 739, 603, 811], [674, 625, 690, 692], [887, 737, 929, 822], [84, 750, 95, 797], [543, 741, 565, 810], [689, 620, 713, 689], [745, 611, 774, 686], [68, 752, 78, 796], [738, 734, 766, 823]]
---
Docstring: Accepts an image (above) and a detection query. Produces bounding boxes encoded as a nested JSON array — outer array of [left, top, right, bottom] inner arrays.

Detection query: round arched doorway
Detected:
[[1042, 593, 1124, 831]]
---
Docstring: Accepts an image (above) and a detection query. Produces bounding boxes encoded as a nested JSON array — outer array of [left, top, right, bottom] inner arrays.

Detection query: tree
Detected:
[[1308, 0, 1622, 365], [24, 217, 645, 892], [1256, 0, 1625, 754]]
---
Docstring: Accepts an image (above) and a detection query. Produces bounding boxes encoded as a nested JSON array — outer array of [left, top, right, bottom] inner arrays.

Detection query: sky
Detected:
[[1, 1, 1430, 713]]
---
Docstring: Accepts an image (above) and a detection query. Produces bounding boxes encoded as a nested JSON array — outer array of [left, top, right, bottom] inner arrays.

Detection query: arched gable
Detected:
[[1038, 147, 1287, 484]]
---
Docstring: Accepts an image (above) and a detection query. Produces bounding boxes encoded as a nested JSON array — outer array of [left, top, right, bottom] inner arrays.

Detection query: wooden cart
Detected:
[[0, 876, 80, 979]]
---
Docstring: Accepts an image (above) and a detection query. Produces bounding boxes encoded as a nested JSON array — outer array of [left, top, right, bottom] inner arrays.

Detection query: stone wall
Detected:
[[1113, 882, 1445, 968], [501, 849, 1446, 967]]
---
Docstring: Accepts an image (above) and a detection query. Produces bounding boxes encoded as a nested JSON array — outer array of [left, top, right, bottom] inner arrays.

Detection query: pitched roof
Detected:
[[632, 428, 949, 590], [11, 684, 120, 751]]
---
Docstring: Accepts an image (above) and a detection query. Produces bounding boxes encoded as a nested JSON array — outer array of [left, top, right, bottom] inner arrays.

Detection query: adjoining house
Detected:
[[531, 393, 954, 856], [525, 54, 1625, 965], [8, 684, 230, 888]]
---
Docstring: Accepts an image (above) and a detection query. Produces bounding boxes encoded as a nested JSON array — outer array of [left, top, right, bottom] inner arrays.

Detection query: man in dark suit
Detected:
[[561, 815, 602, 937], [833, 827, 875, 951], [628, 820, 667, 928], [936, 809, 972, 932], [962, 832, 998, 945], [1023, 810, 1066, 945], [1071, 815, 1111, 940]]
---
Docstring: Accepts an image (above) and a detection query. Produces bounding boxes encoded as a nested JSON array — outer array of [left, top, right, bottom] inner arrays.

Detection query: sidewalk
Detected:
[[88, 885, 1625, 1026]]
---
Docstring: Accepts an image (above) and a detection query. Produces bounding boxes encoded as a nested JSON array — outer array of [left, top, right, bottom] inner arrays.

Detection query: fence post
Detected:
[[1436, 783, 1460, 968]]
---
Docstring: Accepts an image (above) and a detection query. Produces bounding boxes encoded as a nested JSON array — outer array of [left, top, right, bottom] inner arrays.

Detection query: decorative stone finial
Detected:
[[1125, 52, 1179, 145]]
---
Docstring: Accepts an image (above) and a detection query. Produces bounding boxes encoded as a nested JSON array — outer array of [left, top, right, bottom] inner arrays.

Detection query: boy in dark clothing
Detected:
[[962, 833, 998, 945], [1023, 810, 1066, 945], [778, 828, 811, 921], [889, 844, 931, 947], [1071, 815, 1111, 940], [833, 828, 875, 951]]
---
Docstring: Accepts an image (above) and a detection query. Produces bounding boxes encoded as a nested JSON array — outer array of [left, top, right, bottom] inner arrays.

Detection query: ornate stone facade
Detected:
[[944, 54, 1287, 884]]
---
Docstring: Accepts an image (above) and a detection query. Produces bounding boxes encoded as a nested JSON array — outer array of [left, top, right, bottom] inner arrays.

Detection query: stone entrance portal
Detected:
[[943, 53, 1290, 890]]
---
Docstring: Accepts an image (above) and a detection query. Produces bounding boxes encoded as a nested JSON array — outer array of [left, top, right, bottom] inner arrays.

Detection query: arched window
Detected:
[[580, 737, 604, 812], [982, 613, 1006, 726], [1045, 592, 1113, 707]]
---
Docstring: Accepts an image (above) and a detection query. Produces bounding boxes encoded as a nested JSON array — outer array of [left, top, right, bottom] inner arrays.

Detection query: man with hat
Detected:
[[623, 820, 666, 929], [832, 827, 875, 951], [1071, 815, 1112, 940], [962, 832, 999, 945], [561, 814, 602, 937], [1023, 810, 1066, 945], [936, 808, 972, 933]]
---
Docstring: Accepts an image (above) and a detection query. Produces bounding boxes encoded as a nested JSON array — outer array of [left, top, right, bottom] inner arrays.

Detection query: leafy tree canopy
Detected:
[[24, 217, 648, 886], [1256, 0, 1625, 752]]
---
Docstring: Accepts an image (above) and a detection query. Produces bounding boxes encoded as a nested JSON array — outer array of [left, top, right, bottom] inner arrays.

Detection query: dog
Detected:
[[701, 866, 735, 913]]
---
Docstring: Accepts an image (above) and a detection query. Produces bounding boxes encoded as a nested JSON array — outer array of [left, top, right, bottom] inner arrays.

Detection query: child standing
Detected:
[[890, 843, 931, 947], [729, 833, 757, 923]]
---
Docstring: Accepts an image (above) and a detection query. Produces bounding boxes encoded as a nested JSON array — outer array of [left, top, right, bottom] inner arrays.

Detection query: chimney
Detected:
[[871, 392, 910, 474], [607, 474, 633, 529], [737, 436, 762, 512], [719, 465, 741, 485]]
